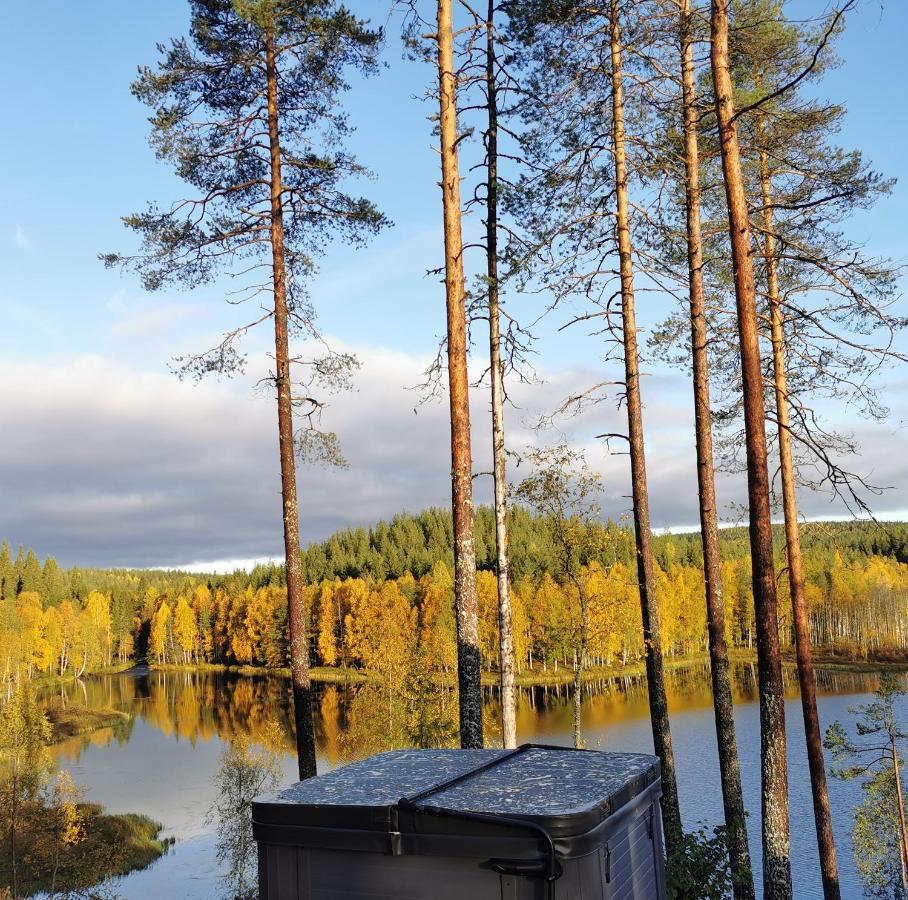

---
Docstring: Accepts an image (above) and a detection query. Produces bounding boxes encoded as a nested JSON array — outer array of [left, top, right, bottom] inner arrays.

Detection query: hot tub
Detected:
[[252, 743, 665, 899]]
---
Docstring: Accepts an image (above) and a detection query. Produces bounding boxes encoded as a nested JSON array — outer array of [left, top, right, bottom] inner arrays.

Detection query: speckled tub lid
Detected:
[[252, 744, 659, 838]]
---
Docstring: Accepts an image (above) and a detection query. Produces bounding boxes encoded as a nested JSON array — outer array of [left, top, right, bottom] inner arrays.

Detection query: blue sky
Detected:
[[0, 1, 906, 568]]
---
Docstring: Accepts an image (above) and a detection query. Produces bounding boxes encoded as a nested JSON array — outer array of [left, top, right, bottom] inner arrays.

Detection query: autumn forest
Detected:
[[2, 514, 906, 688]]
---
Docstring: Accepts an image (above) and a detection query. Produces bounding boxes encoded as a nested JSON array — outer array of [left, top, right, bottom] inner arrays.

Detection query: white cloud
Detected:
[[14, 225, 31, 251], [0, 348, 905, 568]]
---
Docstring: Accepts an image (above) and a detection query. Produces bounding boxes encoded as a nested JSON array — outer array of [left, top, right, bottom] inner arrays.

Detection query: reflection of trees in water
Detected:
[[487, 664, 880, 742], [336, 672, 459, 760], [43, 665, 881, 766]]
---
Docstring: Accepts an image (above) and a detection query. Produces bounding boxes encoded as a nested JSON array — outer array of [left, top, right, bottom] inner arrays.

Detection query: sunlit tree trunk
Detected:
[[709, 2, 792, 895], [265, 32, 317, 780], [892, 737, 908, 889], [437, 0, 483, 748], [609, 0, 681, 850], [678, 2, 754, 893], [759, 146, 840, 899], [484, 0, 517, 751]]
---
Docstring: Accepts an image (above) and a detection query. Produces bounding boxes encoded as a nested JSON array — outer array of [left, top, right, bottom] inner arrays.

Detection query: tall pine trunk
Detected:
[[709, 3, 792, 895], [485, 0, 517, 751], [608, 0, 681, 850], [437, 0, 483, 749], [759, 149, 840, 899], [678, 2, 754, 894], [892, 737, 908, 890], [265, 33, 317, 781]]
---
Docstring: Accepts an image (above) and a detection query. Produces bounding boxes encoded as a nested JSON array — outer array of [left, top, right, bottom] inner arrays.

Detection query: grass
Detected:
[[791, 650, 908, 673], [87, 807, 174, 876]]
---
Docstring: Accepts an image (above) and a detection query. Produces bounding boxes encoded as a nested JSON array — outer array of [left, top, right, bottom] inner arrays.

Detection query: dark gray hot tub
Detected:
[[252, 743, 665, 899]]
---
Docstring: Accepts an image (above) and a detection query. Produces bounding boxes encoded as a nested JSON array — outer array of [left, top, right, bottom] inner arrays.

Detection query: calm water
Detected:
[[43, 664, 884, 899]]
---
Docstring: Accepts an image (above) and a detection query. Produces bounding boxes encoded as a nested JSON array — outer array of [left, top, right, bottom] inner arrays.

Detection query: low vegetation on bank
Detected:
[[0, 801, 170, 898], [0, 688, 169, 898]]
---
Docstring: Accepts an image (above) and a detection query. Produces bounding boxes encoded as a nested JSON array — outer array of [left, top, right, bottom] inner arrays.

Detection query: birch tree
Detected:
[[514, 446, 608, 750], [481, 0, 517, 749]]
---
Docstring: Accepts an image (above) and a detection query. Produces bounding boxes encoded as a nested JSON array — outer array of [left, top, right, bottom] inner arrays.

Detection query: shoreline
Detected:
[[143, 648, 907, 688]]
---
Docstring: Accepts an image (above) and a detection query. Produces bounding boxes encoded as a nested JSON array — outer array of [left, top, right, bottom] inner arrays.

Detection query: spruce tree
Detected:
[[41, 558, 66, 607], [20, 551, 44, 599], [0, 542, 12, 601]]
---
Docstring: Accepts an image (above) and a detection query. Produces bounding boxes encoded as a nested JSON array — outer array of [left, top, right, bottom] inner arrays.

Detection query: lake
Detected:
[[44, 664, 882, 899]]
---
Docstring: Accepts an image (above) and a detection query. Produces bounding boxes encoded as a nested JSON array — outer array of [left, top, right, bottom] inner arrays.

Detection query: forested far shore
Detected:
[[1, 512, 906, 691]]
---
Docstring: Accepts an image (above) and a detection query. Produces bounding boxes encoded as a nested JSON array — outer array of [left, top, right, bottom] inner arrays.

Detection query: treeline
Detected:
[[296, 508, 908, 583], [2, 515, 906, 690]]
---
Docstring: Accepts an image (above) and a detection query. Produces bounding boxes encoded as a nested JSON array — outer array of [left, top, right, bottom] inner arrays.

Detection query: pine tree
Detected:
[[505, 0, 682, 849], [103, 0, 386, 778], [673, 0, 753, 891], [704, 5, 900, 892], [826, 673, 908, 896], [606, 0, 681, 847], [709, 1, 791, 894], [435, 0, 484, 749]]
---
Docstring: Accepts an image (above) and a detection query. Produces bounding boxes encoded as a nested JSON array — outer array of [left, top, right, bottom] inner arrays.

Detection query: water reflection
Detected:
[[45, 662, 877, 766], [36, 665, 882, 899]]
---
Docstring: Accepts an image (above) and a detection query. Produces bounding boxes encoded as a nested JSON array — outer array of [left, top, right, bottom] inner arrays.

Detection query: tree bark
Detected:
[[678, 2, 754, 894], [437, 0, 483, 749], [759, 148, 840, 900], [891, 737, 908, 891], [265, 32, 317, 780], [709, 3, 792, 895], [485, 0, 517, 751], [608, 0, 681, 851]]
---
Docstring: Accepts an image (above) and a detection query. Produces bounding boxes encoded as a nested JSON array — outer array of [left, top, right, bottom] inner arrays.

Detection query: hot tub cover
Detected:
[[252, 744, 659, 841]]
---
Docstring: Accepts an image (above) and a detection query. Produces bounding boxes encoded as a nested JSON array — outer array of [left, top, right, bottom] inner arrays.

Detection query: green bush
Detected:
[[666, 825, 733, 899]]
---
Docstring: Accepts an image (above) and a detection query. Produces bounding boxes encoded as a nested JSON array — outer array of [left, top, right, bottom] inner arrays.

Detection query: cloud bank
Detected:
[[0, 349, 905, 569]]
